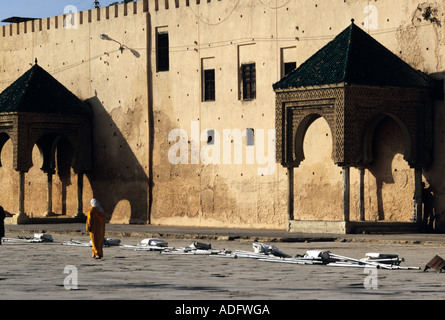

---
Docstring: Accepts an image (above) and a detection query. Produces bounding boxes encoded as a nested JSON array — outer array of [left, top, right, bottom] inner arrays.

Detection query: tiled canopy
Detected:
[[0, 63, 92, 173], [274, 20, 436, 169]]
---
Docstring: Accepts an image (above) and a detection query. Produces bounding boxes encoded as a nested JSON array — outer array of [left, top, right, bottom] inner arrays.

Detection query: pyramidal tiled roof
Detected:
[[0, 63, 91, 114], [273, 21, 435, 90]]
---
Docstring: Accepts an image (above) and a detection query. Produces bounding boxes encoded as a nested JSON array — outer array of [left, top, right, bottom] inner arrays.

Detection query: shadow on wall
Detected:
[[55, 136, 74, 215], [424, 71, 445, 232], [367, 117, 412, 221], [85, 95, 149, 224]]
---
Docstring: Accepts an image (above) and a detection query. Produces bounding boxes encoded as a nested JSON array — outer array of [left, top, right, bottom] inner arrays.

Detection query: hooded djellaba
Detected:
[[86, 198, 106, 259]]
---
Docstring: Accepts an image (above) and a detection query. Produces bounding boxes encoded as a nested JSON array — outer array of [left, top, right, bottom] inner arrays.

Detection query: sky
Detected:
[[0, 0, 128, 25]]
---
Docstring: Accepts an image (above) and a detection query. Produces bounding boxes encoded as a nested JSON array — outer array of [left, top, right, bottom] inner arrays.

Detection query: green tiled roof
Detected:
[[273, 21, 435, 90], [0, 64, 91, 114]]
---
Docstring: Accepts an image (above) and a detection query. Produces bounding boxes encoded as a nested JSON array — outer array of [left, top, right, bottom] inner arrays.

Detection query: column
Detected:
[[414, 167, 423, 224], [287, 167, 294, 221], [44, 171, 54, 216], [17, 171, 27, 220], [358, 167, 365, 221], [75, 172, 85, 218], [342, 166, 350, 222]]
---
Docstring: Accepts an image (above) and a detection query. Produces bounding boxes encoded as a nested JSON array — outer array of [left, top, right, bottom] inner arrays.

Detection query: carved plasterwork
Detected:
[[0, 113, 92, 173], [276, 85, 433, 169]]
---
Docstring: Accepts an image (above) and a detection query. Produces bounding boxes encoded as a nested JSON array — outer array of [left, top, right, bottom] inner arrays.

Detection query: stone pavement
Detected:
[[8, 223, 333, 241], [5, 223, 445, 244], [2, 223, 445, 303]]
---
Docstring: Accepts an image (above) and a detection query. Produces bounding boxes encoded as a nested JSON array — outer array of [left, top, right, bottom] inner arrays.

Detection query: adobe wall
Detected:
[[147, 0, 445, 230], [149, 0, 289, 228], [0, 0, 444, 230], [0, 1, 150, 223]]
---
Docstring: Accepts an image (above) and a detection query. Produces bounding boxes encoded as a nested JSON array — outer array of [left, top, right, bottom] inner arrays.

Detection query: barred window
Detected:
[[203, 69, 215, 101], [242, 63, 256, 100]]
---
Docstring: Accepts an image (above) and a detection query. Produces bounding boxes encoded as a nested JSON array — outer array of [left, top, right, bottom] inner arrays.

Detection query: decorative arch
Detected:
[[361, 113, 413, 167], [0, 132, 11, 167], [54, 136, 75, 177], [36, 133, 60, 173], [294, 113, 335, 166]]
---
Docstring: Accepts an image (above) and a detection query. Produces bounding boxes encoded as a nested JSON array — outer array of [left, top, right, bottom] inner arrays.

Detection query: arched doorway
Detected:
[[0, 135, 18, 216], [294, 116, 342, 220], [26, 134, 78, 217], [364, 116, 415, 221]]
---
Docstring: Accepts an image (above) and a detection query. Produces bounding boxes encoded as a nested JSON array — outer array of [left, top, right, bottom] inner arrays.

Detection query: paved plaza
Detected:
[[1, 225, 445, 303]]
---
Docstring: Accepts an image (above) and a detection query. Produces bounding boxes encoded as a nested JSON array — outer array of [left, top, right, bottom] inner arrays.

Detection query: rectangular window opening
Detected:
[[156, 30, 169, 72], [284, 62, 296, 76], [203, 69, 215, 101], [281, 46, 297, 78], [242, 63, 256, 101]]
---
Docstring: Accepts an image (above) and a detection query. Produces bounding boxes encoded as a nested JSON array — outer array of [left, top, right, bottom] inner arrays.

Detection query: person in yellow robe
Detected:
[[86, 198, 106, 259]]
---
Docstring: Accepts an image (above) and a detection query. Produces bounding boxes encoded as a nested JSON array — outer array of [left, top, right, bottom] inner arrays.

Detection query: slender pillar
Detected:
[[76, 172, 85, 218], [342, 166, 350, 222], [414, 167, 423, 224], [18, 171, 26, 217], [45, 171, 54, 216], [358, 167, 365, 221], [287, 166, 294, 221]]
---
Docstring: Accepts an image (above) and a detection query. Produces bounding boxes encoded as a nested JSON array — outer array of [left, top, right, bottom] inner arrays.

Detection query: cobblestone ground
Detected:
[[1, 232, 444, 300]]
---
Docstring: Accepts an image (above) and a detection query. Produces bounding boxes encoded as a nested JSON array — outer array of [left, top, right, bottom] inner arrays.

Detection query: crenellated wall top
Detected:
[[0, 0, 227, 38]]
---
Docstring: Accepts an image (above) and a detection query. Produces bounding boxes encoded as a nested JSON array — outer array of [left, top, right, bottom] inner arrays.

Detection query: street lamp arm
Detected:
[[100, 34, 124, 53]]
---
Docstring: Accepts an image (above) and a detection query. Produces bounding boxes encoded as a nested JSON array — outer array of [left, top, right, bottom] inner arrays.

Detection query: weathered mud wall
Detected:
[[0, 0, 444, 230], [0, 2, 149, 223]]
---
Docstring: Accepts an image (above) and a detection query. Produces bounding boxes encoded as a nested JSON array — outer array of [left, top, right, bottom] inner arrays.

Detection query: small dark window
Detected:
[[157, 31, 169, 72], [246, 128, 254, 146], [242, 63, 256, 100], [207, 129, 215, 145], [204, 69, 215, 101], [284, 62, 296, 76]]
